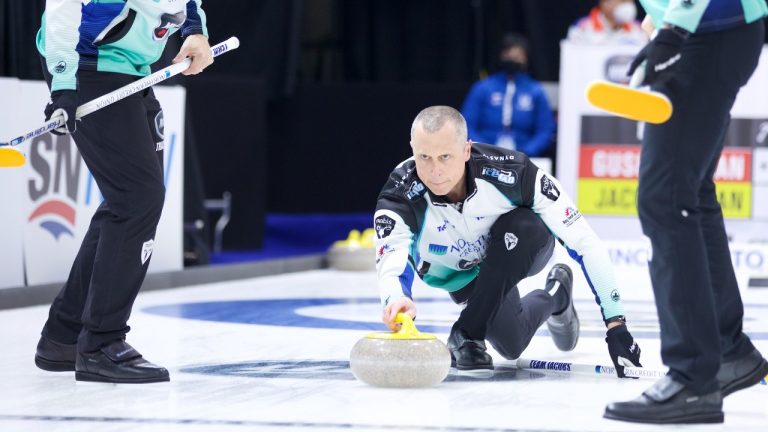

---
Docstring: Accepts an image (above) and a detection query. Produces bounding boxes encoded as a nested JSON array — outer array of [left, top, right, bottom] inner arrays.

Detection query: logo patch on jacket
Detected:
[[481, 166, 516, 185], [405, 180, 426, 200], [428, 244, 448, 255], [562, 207, 582, 227], [153, 11, 186, 41], [374, 215, 395, 239], [540, 175, 560, 201], [504, 232, 518, 251], [141, 239, 155, 265]]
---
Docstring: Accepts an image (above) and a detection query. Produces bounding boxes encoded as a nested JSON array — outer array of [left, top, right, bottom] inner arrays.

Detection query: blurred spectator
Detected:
[[461, 34, 555, 157], [567, 0, 648, 45]]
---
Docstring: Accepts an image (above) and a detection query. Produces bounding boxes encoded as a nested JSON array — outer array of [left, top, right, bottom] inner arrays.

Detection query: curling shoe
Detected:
[[35, 336, 76, 372], [447, 323, 493, 371], [75, 340, 169, 384], [717, 348, 768, 397], [545, 263, 579, 351], [604, 375, 723, 424]]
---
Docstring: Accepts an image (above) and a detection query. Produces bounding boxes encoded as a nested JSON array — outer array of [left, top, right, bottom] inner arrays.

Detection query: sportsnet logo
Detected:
[[27, 135, 84, 240], [28, 200, 76, 240], [562, 207, 582, 227]]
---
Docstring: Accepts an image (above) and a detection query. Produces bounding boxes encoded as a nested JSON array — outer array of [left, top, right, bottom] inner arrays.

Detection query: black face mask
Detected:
[[499, 59, 525, 76]]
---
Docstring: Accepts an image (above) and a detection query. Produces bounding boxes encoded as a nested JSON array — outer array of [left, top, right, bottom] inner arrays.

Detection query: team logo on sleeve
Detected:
[[481, 166, 516, 185], [611, 289, 621, 302], [540, 175, 560, 201], [374, 215, 396, 239]]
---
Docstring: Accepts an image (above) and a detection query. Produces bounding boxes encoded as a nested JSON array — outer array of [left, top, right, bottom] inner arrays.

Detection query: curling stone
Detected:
[[326, 228, 376, 271], [350, 313, 451, 388]]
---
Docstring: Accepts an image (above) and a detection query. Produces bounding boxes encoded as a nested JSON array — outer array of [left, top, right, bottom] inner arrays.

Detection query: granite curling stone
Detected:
[[350, 313, 451, 388], [327, 228, 376, 271]]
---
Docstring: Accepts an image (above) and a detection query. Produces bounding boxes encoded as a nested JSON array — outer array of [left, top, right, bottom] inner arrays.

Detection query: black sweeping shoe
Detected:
[[75, 340, 169, 384], [35, 336, 76, 372], [604, 375, 723, 424]]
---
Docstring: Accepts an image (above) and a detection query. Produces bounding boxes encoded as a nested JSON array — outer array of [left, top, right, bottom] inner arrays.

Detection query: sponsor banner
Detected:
[[714, 148, 751, 183], [605, 241, 768, 273], [543, 240, 768, 302], [716, 182, 752, 219], [578, 176, 751, 218], [577, 140, 752, 218], [579, 145, 641, 180], [0, 78, 184, 289], [579, 140, 752, 182], [578, 178, 637, 215]]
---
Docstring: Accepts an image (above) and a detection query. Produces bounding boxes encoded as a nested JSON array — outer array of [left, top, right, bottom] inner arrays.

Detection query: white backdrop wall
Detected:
[[0, 78, 184, 290]]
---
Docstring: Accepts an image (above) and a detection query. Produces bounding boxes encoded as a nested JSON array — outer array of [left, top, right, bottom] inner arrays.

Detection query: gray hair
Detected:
[[410, 106, 468, 145]]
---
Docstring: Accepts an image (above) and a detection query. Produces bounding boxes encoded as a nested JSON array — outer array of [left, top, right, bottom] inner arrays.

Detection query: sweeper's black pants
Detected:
[[637, 20, 764, 394], [41, 62, 166, 353], [451, 207, 557, 359]]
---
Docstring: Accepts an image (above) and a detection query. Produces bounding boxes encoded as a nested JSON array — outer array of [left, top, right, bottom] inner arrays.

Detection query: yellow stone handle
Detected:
[[365, 312, 437, 340], [395, 313, 419, 338]]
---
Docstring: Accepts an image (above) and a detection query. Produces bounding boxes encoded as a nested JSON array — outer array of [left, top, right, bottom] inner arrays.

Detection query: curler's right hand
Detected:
[[382, 297, 417, 331]]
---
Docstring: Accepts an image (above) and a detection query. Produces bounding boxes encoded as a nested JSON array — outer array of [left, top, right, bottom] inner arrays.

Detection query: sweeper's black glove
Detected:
[[606, 325, 642, 378], [44, 90, 79, 135], [627, 27, 688, 86]]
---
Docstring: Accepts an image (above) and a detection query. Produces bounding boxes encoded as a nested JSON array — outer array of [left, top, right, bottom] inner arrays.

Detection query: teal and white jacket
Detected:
[[374, 143, 626, 322], [37, 0, 208, 92], [640, 0, 767, 33]]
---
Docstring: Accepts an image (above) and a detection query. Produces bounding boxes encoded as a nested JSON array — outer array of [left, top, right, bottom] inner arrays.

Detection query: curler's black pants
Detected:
[[637, 20, 764, 394], [451, 207, 557, 359], [41, 62, 166, 353]]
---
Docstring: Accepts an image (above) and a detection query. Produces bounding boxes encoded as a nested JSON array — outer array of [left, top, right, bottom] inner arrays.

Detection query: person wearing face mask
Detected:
[[461, 34, 555, 157], [568, 0, 648, 45]]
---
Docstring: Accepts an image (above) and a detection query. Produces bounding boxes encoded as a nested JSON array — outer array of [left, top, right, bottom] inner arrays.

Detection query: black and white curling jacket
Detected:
[[374, 143, 625, 321]]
